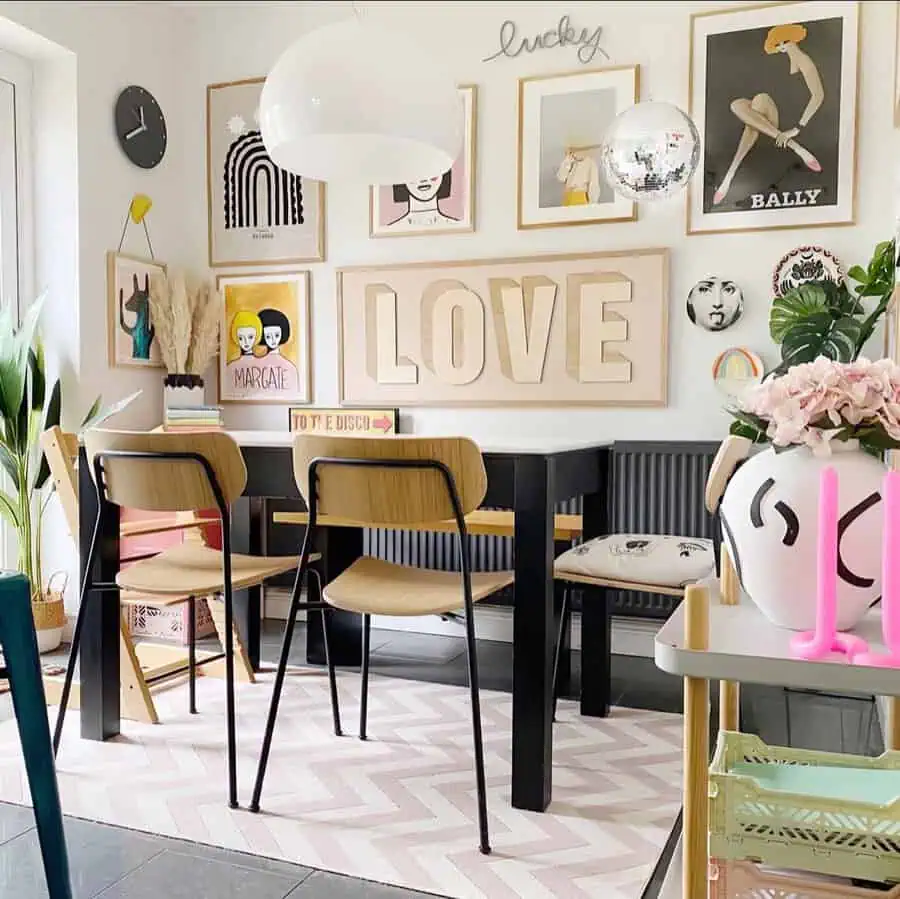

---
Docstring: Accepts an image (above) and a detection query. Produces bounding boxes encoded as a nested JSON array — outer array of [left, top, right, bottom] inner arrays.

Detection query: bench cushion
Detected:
[[555, 534, 714, 589]]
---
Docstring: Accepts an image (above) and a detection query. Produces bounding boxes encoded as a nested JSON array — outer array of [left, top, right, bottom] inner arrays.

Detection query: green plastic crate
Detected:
[[709, 731, 900, 883]]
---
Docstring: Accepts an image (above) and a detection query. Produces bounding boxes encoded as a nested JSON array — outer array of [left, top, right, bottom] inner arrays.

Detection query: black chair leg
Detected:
[[359, 613, 371, 741], [52, 583, 94, 756], [552, 587, 571, 722], [223, 581, 238, 809], [187, 596, 197, 715], [249, 568, 307, 813], [462, 598, 491, 855], [309, 569, 341, 736]]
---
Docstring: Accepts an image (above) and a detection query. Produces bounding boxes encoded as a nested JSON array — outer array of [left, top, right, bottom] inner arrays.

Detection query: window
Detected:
[[0, 49, 32, 319]]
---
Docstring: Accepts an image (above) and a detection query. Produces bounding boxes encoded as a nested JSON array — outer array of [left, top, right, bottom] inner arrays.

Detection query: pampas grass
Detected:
[[149, 270, 220, 377]]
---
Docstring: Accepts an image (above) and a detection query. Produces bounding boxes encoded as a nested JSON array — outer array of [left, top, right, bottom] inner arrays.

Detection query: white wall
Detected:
[[181, 0, 899, 442]]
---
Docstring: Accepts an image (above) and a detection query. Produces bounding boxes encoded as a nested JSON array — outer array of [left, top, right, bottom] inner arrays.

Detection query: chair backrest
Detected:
[[83, 429, 247, 513], [40, 426, 80, 537], [292, 434, 487, 526]]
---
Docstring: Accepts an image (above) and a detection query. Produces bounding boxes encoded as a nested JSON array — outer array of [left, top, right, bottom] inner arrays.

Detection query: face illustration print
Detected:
[[686, 277, 743, 331], [719, 448, 885, 631]]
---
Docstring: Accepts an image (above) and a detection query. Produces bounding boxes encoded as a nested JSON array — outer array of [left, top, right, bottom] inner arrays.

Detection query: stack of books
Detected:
[[163, 404, 224, 432]]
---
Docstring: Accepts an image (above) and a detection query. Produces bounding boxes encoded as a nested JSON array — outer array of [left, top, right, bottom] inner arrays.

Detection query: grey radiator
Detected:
[[363, 441, 720, 619]]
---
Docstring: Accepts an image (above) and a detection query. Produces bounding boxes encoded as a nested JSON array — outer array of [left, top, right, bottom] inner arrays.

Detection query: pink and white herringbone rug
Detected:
[[0, 672, 681, 898]]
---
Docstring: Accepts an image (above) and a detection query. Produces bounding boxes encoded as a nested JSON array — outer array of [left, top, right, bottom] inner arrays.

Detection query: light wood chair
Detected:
[[41, 426, 257, 727], [551, 435, 752, 717], [250, 434, 510, 855], [52, 428, 333, 809]]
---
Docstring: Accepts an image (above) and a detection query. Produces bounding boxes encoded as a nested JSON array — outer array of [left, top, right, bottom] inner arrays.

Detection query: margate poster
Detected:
[[688, 1, 858, 234]]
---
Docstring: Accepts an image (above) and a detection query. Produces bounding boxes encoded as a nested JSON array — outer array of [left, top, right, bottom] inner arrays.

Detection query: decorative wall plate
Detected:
[[773, 246, 844, 297], [712, 347, 763, 399], [686, 276, 743, 331]]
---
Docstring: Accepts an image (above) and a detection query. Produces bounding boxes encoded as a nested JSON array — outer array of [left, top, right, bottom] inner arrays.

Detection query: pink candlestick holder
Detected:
[[852, 469, 900, 668], [791, 466, 868, 661]]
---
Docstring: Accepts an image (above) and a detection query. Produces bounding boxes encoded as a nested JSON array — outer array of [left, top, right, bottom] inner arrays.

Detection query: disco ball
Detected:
[[600, 102, 700, 202]]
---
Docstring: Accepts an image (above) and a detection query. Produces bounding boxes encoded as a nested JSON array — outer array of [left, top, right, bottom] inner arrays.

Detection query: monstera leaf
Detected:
[[779, 311, 862, 368], [769, 283, 829, 343]]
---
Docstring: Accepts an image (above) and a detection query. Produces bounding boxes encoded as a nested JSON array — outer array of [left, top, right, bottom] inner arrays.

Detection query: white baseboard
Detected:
[[263, 589, 659, 658]]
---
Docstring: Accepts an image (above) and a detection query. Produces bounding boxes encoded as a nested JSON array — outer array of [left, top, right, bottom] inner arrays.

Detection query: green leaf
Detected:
[[0, 491, 19, 530], [780, 313, 863, 367], [847, 265, 868, 284], [0, 442, 19, 490], [770, 283, 830, 342], [728, 413, 769, 444], [27, 344, 45, 412], [0, 295, 44, 441], [33, 379, 61, 490], [80, 395, 102, 429]]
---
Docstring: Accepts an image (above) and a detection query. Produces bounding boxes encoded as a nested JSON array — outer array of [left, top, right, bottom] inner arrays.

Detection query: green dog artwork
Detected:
[[107, 252, 166, 368]]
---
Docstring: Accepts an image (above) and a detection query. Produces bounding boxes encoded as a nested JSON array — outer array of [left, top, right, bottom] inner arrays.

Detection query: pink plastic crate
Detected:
[[124, 598, 215, 646], [710, 858, 900, 898]]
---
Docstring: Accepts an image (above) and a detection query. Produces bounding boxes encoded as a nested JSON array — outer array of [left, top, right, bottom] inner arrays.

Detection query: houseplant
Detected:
[[0, 296, 116, 651], [149, 271, 220, 409]]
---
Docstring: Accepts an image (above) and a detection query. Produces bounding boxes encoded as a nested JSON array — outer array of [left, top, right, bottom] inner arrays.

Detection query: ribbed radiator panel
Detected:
[[362, 442, 719, 620]]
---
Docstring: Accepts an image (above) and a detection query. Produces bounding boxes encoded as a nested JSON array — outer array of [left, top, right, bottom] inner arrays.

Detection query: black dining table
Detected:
[[77, 430, 611, 813]]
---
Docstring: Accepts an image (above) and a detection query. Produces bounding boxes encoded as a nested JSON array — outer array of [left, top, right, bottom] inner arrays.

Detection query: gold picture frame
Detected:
[[369, 85, 477, 238], [206, 78, 325, 267], [687, 0, 860, 236], [106, 250, 167, 370], [516, 65, 639, 231], [216, 270, 312, 405]]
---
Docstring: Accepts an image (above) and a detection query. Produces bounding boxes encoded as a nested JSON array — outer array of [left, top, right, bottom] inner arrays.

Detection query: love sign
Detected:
[[337, 249, 668, 407]]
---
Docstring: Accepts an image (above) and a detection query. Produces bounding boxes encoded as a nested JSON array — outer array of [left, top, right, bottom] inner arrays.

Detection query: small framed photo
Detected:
[[217, 270, 311, 405], [206, 78, 325, 267], [517, 65, 639, 231], [688, 0, 859, 235], [370, 85, 476, 238], [106, 251, 167, 369]]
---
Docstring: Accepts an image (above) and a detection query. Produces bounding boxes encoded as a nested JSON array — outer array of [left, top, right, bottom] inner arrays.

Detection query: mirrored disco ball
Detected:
[[601, 102, 700, 201]]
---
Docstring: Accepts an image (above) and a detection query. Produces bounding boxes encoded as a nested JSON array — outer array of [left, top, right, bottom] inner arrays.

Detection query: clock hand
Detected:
[[138, 106, 145, 127], [124, 123, 147, 140]]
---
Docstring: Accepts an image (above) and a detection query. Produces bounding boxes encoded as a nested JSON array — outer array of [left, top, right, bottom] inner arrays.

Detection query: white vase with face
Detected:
[[719, 441, 886, 631]]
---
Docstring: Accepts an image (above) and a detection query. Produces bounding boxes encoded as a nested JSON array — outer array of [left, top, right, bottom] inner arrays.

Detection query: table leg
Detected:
[[683, 584, 710, 899], [886, 696, 900, 751], [231, 496, 263, 671], [579, 473, 611, 718], [78, 448, 121, 741], [512, 454, 555, 812], [719, 546, 740, 732], [307, 525, 363, 667]]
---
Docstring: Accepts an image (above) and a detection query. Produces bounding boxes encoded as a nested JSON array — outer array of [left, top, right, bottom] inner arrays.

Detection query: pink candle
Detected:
[[816, 466, 839, 639], [882, 471, 900, 651]]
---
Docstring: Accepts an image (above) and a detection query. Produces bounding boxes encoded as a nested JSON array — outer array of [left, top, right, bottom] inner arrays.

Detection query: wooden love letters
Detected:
[[337, 248, 668, 407]]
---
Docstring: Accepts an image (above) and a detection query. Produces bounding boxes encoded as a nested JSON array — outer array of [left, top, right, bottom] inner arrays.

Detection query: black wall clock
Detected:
[[114, 85, 167, 169]]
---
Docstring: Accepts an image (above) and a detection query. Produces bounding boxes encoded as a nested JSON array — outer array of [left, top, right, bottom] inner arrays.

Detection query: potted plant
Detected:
[[0, 297, 123, 651], [720, 240, 898, 632], [149, 271, 220, 411]]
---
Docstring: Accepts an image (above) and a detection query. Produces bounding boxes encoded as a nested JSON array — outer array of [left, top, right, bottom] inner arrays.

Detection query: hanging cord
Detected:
[[117, 194, 155, 260]]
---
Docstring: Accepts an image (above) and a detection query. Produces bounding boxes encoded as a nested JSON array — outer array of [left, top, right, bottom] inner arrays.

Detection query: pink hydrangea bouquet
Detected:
[[731, 357, 900, 455]]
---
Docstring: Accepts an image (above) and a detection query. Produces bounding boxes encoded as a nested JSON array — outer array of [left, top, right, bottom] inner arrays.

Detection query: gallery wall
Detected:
[[180, 0, 899, 440]]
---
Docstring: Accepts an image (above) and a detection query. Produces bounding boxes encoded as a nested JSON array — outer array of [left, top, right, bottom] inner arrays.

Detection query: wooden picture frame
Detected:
[[370, 86, 477, 238], [687, 0, 860, 236], [106, 251, 167, 370], [289, 407, 399, 435], [217, 270, 311, 405], [516, 65, 639, 231], [206, 78, 325, 267]]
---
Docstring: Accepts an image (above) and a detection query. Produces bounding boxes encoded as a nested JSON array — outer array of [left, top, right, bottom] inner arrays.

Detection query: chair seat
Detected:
[[323, 557, 513, 616], [116, 543, 312, 596], [555, 533, 714, 590]]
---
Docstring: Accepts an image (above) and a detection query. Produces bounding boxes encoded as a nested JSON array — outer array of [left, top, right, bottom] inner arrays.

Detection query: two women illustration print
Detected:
[[225, 278, 301, 400], [713, 22, 824, 206]]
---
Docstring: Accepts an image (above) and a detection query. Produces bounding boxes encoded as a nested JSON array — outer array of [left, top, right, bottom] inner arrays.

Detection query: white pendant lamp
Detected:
[[259, 18, 462, 184]]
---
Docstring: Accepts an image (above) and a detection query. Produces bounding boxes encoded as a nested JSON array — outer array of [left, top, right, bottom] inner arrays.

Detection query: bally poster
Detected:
[[688, 1, 858, 235]]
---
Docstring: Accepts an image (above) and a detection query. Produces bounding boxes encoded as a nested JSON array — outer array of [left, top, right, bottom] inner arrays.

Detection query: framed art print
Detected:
[[206, 78, 325, 266], [517, 65, 638, 230], [106, 251, 166, 369], [217, 271, 311, 404], [370, 85, 476, 238], [688, 1, 859, 235]]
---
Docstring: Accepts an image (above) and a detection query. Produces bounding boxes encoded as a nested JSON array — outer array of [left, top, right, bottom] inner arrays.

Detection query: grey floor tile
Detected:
[[0, 799, 37, 845], [98, 849, 302, 898], [0, 816, 163, 899], [290, 870, 443, 898]]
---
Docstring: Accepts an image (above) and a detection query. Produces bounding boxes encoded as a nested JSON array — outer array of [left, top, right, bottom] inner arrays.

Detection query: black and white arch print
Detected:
[[223, 130, 304, 231]]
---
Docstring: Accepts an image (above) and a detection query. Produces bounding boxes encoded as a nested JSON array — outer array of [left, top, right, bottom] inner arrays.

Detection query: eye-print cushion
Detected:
[[555, 534, 715, 588]]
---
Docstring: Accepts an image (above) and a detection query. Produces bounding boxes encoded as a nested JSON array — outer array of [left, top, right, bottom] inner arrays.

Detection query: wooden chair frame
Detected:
[[55, 447, 334, 809], [40, 427, 254, 730], [250, 453, 491, 856]]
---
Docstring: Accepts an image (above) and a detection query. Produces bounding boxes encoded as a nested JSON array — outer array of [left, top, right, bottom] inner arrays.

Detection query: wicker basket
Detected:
[[709, 858, 900, 898], [31, 572, 67, 654], [709, 731, 900, 883]]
